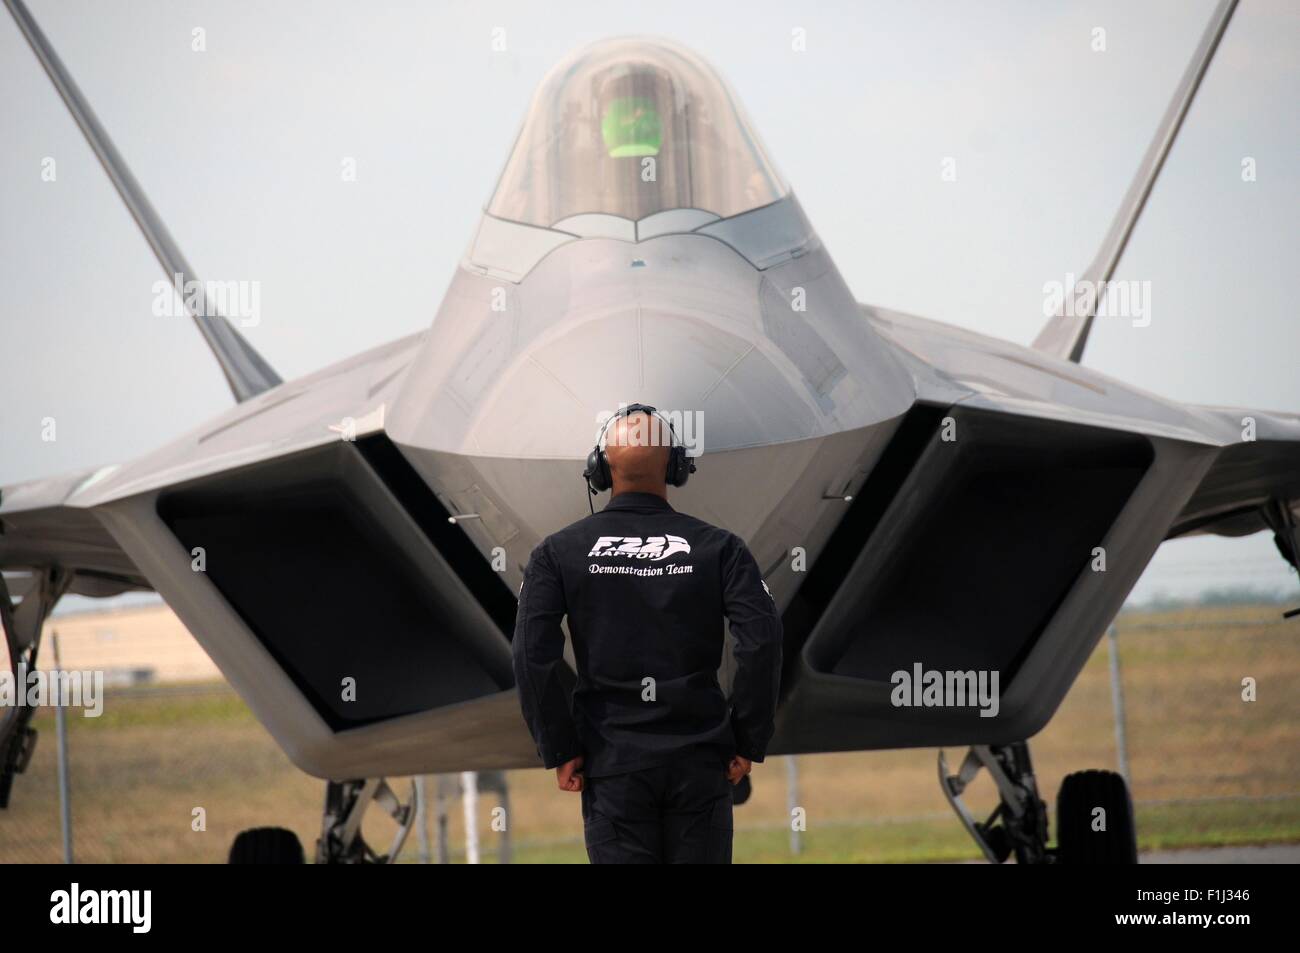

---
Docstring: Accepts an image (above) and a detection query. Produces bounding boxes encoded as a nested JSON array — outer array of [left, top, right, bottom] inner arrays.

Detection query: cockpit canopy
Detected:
[[487, 38, 787, 229]]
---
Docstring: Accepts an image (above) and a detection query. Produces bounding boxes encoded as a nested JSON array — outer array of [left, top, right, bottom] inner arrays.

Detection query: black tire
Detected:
[[1055, 769, 1137, 864], [228, 826, 305, 864]]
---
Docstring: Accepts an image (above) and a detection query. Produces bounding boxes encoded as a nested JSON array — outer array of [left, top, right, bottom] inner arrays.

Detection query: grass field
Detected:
[[2, 604, 1297, 863]]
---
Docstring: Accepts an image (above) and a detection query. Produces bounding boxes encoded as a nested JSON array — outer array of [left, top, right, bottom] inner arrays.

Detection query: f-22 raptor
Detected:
[[2, 0, 1294, 862]]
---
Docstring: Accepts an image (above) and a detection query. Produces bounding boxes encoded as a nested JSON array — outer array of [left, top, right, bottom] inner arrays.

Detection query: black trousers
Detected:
[[581, 753, 734, 864]]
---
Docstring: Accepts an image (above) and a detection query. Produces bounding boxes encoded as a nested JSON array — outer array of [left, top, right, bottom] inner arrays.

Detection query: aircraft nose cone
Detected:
[[389, 232, 914, 459], [487, 304, 818, 457]]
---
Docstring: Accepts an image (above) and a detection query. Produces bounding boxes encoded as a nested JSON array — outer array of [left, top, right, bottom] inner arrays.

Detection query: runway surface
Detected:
[[1140, 844, 1300, 863]]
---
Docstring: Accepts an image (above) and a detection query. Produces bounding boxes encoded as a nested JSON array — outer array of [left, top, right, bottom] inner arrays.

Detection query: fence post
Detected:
[[436, 775, 449, 864], [785, 754, 801, 855], [498, 780, 512, 865], [461, 770, 480, 864], [52, 632, 73, 864], [414, 775, 430, 864], [1106, 623, 1131, 786]]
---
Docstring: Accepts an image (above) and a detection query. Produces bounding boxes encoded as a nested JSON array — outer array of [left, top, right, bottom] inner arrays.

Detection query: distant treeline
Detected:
[[1125, 587, 1293, 612]]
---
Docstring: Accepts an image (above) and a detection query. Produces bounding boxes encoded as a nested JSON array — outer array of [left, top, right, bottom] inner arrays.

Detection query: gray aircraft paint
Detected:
[[3, 26, 1298, 778]]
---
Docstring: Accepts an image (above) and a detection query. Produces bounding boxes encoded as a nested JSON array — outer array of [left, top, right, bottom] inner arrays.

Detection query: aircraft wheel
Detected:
[[228, 826, 305, 864], [1055, 769, 1137, 864]]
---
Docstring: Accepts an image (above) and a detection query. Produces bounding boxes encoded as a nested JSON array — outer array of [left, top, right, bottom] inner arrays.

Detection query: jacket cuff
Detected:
[[539, 732, 583, 769], [731, 717, 768, 763]]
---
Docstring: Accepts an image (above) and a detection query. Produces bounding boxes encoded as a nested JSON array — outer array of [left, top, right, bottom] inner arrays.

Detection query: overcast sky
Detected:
[[2, 0, 1297, 603]]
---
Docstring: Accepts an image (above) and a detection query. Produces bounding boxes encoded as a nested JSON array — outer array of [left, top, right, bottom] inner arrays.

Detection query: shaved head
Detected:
[[604, 411, 671, 498]]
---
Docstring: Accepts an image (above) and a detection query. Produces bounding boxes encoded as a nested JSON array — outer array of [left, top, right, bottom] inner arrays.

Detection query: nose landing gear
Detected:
[[939, 742, 1137, 864], [228, 777, 417, 864]]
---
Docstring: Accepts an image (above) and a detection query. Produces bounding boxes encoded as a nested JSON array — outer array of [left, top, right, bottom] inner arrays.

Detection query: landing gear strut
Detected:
[[0, 568, 70, 809], [315, 778, 418, 864], [939, 742, 1052, 864], [941, 743, 1139, 863], [1264, 496, 1300, 618], [229, 777, 417, 864]]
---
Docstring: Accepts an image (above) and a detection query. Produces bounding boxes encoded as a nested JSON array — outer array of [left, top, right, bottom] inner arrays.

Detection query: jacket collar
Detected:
[[602, 491, 674, 513]]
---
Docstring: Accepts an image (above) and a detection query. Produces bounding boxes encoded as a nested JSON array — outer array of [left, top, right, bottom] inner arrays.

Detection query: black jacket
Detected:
[[511, 491, 783, 777]]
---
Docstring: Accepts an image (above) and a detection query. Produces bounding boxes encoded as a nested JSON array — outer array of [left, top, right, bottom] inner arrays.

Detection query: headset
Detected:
[[582, 403, 696, 506]]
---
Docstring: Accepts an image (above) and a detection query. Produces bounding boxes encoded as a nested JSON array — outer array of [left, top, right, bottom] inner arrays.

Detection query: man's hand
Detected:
[[556, 755, 585, 792], [726, 754, 752, 785]]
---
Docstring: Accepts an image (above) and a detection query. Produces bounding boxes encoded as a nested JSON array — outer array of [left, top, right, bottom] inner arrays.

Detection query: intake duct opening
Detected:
[[157, 437, 516, 730], [795, 406, 1152, 690]]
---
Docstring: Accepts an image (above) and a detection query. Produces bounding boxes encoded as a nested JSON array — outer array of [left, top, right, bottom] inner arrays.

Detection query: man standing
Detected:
[[511, 405, 783, 864]]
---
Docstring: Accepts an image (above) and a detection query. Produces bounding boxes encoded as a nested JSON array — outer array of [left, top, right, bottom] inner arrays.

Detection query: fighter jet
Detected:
[[2, 0, 1295, 863]]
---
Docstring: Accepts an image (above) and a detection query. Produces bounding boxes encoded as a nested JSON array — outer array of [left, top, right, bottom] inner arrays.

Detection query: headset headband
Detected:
[[594, 403, 680, 451], [582, 402, 696, 505]]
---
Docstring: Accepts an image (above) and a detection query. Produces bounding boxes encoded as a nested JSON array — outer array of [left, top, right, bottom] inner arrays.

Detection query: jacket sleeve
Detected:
[[721, 534, 783, 762], [511, 538, 582, 769]]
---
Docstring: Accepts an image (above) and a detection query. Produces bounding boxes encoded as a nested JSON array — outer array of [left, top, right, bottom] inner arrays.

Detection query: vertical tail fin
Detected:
[[1033, 0, 1238, 363], [5, 0, 281, 402]]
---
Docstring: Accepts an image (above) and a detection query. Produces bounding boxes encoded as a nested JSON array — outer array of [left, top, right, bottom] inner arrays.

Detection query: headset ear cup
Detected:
[[667, 446, 691, 487], [585, 447, 609, 492]]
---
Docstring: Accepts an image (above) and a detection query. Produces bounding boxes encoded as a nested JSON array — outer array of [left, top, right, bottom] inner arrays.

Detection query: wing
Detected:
[[1, 464, 152, 808], [0, 467, 150, 598], [4, 329, 541, 783], [767, 302, 1298, 758], [1169, 405, 1300, 548]]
